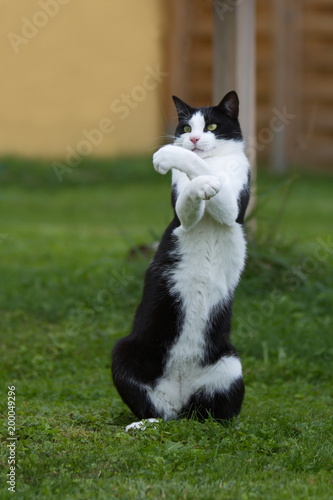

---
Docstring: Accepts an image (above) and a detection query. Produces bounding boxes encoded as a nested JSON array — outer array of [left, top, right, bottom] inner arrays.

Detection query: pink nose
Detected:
[[190, 136, 200, 144]]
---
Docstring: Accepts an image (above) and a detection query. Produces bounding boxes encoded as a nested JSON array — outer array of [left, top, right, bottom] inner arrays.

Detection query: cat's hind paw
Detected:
[[125, 418, 160, 432]]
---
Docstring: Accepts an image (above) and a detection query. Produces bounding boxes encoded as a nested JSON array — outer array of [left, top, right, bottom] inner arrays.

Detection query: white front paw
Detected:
[[193, 175, 221, 201], [153, 145, 175, 175], [153, 145, 192, 175]]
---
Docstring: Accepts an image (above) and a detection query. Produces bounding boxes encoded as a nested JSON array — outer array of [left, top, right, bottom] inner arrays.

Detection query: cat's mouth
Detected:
[[191, 146, 216, 157]]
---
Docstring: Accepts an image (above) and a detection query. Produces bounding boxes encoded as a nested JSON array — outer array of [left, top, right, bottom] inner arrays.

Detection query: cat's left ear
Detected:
[[217, 91, 239, 119], [172, 96, 193, 120]]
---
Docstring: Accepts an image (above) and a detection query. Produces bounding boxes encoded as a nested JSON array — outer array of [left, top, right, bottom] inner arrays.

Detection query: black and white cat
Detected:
[[112, 91, 251, 424]]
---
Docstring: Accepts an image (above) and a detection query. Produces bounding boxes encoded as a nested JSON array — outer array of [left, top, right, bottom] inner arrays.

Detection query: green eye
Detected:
[[207, 123, 217, 131], [184, 125, 191, 133]]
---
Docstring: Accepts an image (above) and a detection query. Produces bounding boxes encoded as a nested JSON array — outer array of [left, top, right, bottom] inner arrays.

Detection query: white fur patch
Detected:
[[147, 355, 242, 420], [189, 112, 206, 136]]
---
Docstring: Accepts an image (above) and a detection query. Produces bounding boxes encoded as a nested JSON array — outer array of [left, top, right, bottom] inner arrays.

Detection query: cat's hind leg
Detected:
[[112, 371, 159, 421], [113, 376, 161, 431], [182, 377, 245, 422]]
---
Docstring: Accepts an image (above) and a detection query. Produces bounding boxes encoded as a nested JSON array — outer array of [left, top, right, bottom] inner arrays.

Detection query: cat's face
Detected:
[[172, 91, 242, 159]]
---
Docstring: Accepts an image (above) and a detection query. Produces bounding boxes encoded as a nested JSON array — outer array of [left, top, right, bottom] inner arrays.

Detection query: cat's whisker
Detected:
[[153, 134, 177, 142]]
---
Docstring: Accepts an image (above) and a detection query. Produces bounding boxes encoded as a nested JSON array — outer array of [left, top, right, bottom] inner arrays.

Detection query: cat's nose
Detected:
[[190, 136, 200, 144]]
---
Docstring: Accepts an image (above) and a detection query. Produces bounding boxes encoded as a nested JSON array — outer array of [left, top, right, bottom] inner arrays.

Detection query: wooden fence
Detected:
[[164, 0, 333, 170]]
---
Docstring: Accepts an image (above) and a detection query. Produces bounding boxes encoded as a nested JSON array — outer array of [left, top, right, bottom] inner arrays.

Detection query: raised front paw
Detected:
[[192, 175, 221, 201], [153, 144, 192, 175], [153, 146, 172, 175]]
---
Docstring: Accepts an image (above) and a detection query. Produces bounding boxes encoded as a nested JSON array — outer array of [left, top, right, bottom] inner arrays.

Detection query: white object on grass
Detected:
[[125, 418, 159, 432]]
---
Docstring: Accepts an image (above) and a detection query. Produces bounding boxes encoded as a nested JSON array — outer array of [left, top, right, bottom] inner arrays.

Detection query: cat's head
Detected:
[[172, 91, 243, 158]]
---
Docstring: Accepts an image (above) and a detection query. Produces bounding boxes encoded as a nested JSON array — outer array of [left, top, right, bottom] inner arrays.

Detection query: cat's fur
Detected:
[[111, 91, 251, 422]]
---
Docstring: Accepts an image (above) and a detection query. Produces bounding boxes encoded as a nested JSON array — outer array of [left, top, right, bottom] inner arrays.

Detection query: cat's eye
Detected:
[[207, 124, 217, 131], [183, 125, 191, 133]]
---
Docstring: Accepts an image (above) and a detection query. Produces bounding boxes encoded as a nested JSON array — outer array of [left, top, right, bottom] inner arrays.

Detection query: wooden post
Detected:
[[213, 0, 256, 216], [272, 0, 302, 173], [164, 0, 192, 136], [213, 0, 256, 167], [272, 0, 287, 173]]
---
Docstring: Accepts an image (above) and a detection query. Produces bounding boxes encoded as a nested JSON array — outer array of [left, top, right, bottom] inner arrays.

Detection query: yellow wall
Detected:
[[1, 0, 166, 158]]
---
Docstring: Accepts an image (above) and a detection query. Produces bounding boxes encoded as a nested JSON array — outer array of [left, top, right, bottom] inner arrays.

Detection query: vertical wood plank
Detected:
[[164, 0, 192, 135], [213, 1, 236, 98], [213, 0, 256, 221], [213, 0, 256, 167], [272, 0, 288, 173], [236, 0, 256, 169], [272, 0, 303, 172]]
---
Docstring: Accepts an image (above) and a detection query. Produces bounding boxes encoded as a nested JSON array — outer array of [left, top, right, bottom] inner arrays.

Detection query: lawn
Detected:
[[1, 157, 332, 499]]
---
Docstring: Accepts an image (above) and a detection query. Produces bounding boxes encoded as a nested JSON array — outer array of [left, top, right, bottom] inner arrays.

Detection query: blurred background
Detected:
[[1, 0, 332, 172], [2, 5, 333, 495]]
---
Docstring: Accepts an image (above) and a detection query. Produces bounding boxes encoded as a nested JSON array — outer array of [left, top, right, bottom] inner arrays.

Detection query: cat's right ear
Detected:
[[172, 96, 193, 120]]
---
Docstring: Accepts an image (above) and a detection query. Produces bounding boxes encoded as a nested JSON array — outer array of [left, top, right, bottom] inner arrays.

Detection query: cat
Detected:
[[111, 91, 251, 423]]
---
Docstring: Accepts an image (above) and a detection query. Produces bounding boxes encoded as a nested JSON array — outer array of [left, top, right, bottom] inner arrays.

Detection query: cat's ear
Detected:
[[217, 91, 239, 119], [172, 96, 193, 120]]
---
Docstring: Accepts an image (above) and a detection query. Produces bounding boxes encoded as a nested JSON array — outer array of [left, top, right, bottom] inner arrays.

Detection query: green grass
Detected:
[[1, 157, 333, 499]]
